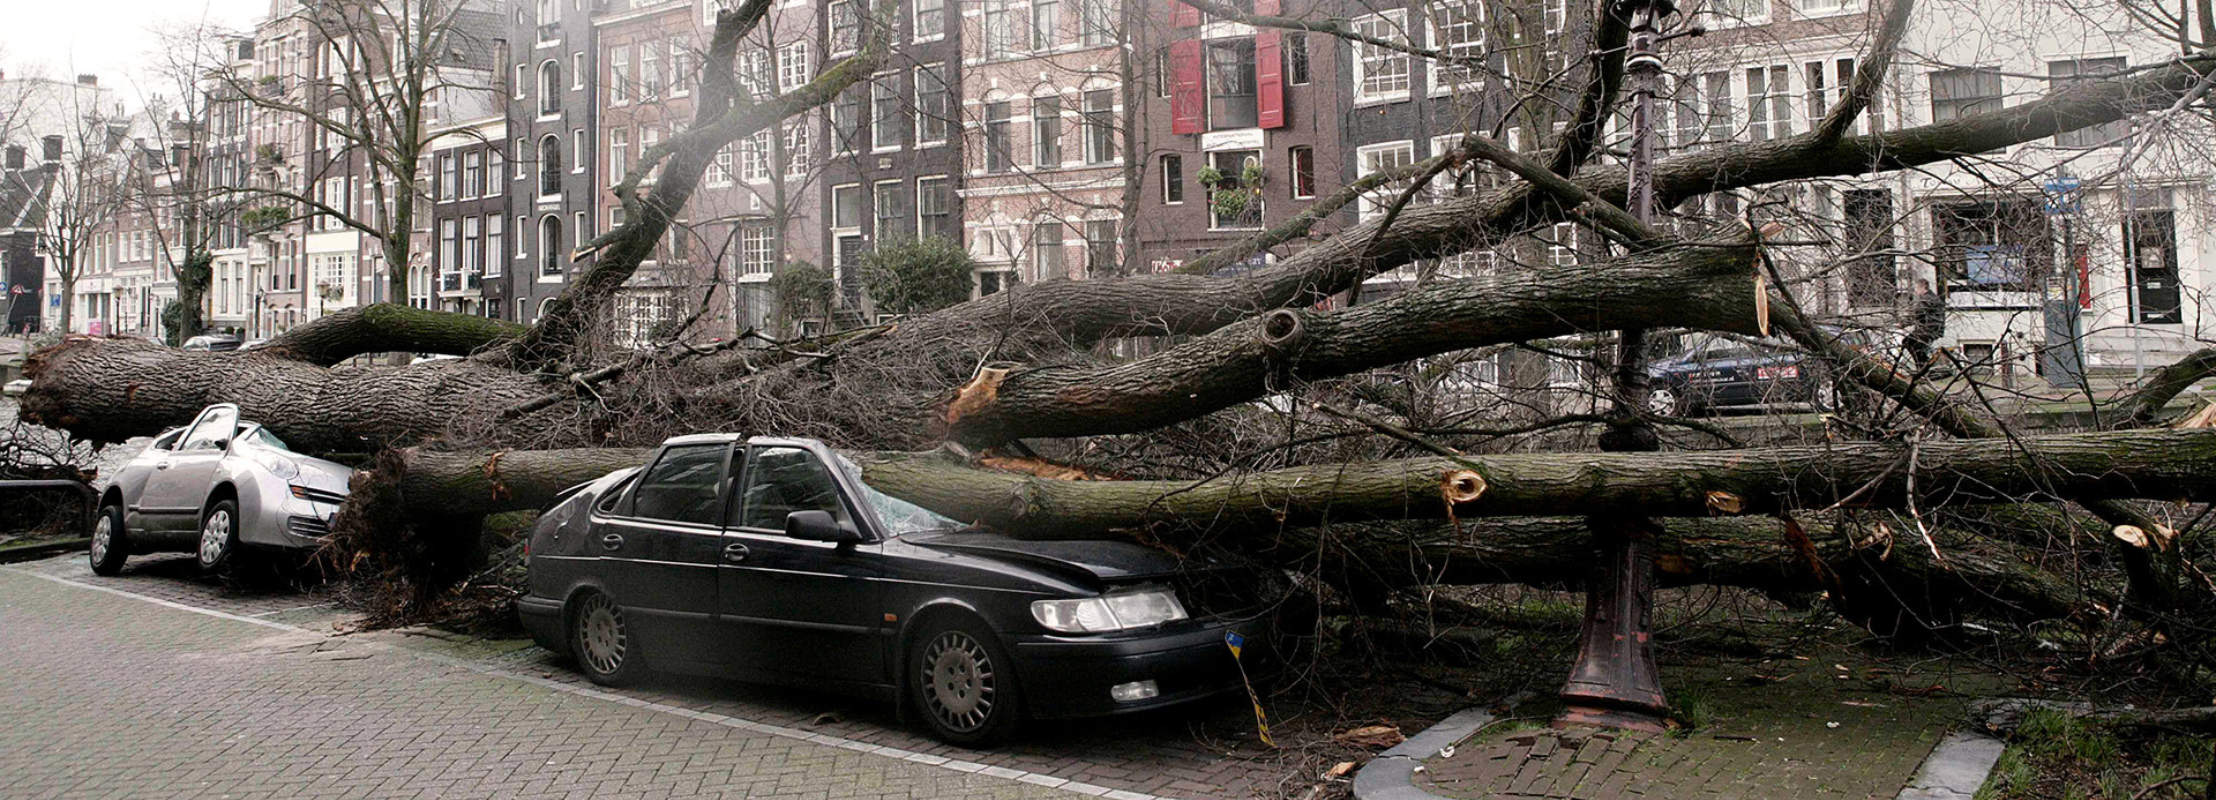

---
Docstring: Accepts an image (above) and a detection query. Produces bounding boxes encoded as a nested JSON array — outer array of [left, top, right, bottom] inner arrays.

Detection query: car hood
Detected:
[[903, 531, 1184, 583]]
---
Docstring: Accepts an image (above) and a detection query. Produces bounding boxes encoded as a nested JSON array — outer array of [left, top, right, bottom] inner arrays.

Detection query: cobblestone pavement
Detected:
[[1418, 657, 1962, 800], [4, 554, 1300, 799]]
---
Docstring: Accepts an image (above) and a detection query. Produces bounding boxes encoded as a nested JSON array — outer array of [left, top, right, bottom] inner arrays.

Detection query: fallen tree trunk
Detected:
[[945, 239, 1763, 445], [856, 429, 2216, 537]]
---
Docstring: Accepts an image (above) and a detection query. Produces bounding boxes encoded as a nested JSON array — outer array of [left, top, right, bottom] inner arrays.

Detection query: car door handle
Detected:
[[155, 462, 171, 470], [599, 533, 624, 551], [722, 543, 749, 563]]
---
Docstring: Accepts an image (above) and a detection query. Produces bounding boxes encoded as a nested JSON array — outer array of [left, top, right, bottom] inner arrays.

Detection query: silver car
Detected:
[[90, 404, 354, 576]]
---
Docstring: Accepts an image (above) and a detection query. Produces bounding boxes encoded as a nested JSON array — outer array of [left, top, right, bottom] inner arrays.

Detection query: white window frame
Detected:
[[916, 175, 951, 238], [739, 225, 774, 278], [1707, 0, 1771, 28], [1351, 11, 1412, 106], [777, 42, 811, 94], [914, 0, 947, 43], [610, 46, 632, 105], [572, 52, 585, 89], [1354, 140, 1416, 221], [871, 73, 904, 153], [831, 183, 863, 231], [915, 64, 951, 147], [572, 128, 589, 173], [1426, 1, 1484, 96]]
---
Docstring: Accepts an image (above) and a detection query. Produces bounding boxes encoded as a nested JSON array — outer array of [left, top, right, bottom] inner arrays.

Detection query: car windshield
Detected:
[[246, 426, 292, 452], [832, 454, 965, 537]]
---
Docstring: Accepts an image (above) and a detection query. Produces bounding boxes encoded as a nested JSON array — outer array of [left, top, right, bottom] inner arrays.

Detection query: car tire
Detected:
[[197, 499, 242, 574], [1647, 387, 1682, 417], [909, 615, 1023, 747], [1811, 380, 1840, 412], [90, 502, 130, 576], [569, 590, 645, 687]]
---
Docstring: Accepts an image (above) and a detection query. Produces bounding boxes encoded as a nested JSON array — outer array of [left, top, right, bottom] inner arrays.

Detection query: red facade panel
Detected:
[[1170, 39, 1205, 134]]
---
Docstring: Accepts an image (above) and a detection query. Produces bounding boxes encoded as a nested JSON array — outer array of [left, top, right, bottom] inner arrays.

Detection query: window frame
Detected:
[[1350, 11, 1412, 106]]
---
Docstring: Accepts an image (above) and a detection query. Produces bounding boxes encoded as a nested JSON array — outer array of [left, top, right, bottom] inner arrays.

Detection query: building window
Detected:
[[1082, 89, 1116, 163], [1162, 154, 1184, 203], [1084, 219, 1116, 274], [707, 142, 735, 186], [916, 0, 946, 40], [1033, 0, 1060, 50], [1701, 71, 1732, 144], [1708, 0, 1769, 24], [739, 225, 774, 276], [1355, 140, 1415, 221], [914, 65, 952, 146], [611, 128, 629, 182], [1841, 188, 1895, 308], [1033, 95, 1062, 167], [572, 52, 585, 89], [572, 128, 588, 173], [439, 155, 458, 201], [487, 150, 504, 195], [1031, 221, 1065, 281], [1287, 34, 1309, 84], [1930, 67, 2003, 122], [875, 180, 910, 239], [439, 218, 460, 285], [832, 184, 862, 230], [610, 47, 630, 105], [1080, 0, 1113, 45], [575, 211, 591, 251], [830, 0, 860, 54], [540, 216, 563, 275], [1428, 1, 1482, 93], [514, 137, 529, 179], [737, 49, 770, 98], [1351, 11, 1411, 104], [463, 151, 484, 198], [740, 130, 772, 182], [872, 75, 906, 151], [1803, 58, 1860, 136], [2050, 58, 2126, 147], [835, 235, 867, 282], [538, 135, 562, 196], [1207, 40, 1257, 129], [833, 87, 865, 153], [917, 176, 952, 239], [462, 216, 481, 278], [1933, 199, 2049, 293], [638, 128, 659, 182], [777, 43, 811, 94], [1209, 150, 1263, 228], [539, 60, 561, 114], [486, 215, 505, 277], [515, 63, 529, 99], [516, 215, 529, 259], [2127, 207, 2182, 323], [1289, 146, 1315, 198], [1799, 0, 1848, 14], [639, 42, 662, 98], [783, 122, 811, 177], [1746, 65, 1791, 142], [984, 0, 1014, 59], [985, 101, 1014, 173]]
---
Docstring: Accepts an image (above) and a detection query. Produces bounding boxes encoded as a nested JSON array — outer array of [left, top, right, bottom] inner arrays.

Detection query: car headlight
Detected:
[[1031, 585, 1189, 633], [250, 451, 299, 479]]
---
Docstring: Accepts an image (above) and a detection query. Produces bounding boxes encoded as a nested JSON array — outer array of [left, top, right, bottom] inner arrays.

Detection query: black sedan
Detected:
[[1648, 333, 1840, 416], [520, 435, 1282, 746]]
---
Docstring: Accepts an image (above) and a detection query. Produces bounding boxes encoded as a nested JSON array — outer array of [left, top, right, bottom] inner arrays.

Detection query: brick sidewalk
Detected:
[[5, 554, 1312, 799], [1417, 660, 1961, 800]]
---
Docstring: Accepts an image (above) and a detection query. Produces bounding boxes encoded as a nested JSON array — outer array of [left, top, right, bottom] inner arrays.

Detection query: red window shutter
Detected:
[[1169, 0, 1200, 27], [1256, 31, 1285, 129], [1170, 39, 1205, 134], [1254, 0, 1279, 14]]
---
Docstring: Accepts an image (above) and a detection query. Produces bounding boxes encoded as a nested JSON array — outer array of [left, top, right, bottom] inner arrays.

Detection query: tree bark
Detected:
[[256, 303, 525, 367], [946, 239, 1764, 445]]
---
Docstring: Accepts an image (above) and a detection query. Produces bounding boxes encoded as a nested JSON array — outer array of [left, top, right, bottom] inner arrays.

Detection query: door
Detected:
[[137, 405, 237, 529], [2127, 210, 2182, 324], [596, 441, 733, 670], [719, 445, 887, 688]]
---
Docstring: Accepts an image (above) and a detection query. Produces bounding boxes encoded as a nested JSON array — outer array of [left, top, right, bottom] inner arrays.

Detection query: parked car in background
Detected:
[[522, 435, 1286, 746], [1648, 333, 1849, 416], [181, 334, 243, 352], [90, 403, 353, 576]]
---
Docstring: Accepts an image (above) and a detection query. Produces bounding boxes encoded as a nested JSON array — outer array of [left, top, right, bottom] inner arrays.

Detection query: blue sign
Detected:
[[2042, 175, 2083, 215]]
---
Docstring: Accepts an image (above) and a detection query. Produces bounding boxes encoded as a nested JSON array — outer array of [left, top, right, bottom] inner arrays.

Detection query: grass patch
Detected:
[[1976, 708, 2212, 800]]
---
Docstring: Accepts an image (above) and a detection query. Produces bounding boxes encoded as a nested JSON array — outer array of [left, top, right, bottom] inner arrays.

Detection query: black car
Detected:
[[1647, 333, 1842, 416], [520, 435, 1282, 746]]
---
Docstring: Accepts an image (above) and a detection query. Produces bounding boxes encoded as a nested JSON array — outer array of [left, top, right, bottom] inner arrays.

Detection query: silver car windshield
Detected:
[[246, 426, 292, 452], [832, 454, 964, 537]]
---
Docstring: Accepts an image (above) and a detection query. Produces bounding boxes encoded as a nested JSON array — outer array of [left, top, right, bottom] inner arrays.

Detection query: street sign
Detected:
[[2042, 175, 2083, 215]]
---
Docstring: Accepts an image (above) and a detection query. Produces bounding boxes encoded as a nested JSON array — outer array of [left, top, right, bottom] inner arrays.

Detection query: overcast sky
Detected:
[[1, 0, 269, 109]]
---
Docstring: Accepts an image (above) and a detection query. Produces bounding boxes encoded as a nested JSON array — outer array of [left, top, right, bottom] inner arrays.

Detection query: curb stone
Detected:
[[1351, 712, 2005, 800]]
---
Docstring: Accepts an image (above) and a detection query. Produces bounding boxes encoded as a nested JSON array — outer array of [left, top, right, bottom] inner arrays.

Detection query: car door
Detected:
[[137, 405, 238, 529], [718, 444, 888, 689], [596, 441, 734, 671]]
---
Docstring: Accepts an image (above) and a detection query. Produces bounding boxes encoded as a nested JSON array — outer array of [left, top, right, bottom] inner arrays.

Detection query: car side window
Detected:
[[628, 444, 729, 526], [733, 446, 853, 532], [178, 407, 240, 452], [151, 429, 184, 451]]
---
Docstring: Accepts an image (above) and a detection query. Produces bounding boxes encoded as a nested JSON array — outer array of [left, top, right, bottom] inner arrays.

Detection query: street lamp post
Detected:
[[1559, 0, 1679, 732]]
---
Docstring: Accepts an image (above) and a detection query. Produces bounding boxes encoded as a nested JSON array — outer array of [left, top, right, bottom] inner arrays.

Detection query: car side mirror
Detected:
[[786, 510, 861, 543]]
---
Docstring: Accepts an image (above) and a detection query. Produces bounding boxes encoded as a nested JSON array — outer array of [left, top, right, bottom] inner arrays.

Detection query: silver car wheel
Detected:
[[576, 594, 628, 676], [198, 509, 232, 568], [1648, 387, 1679, 416], [921, 630, 997, 733], [90, 516, 113, 564]]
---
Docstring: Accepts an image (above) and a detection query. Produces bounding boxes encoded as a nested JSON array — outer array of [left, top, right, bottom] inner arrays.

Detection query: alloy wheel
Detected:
[[1648, 387, 1679, 416], [199, 510, 232, 567], [920, 630, 998, 733], [576, 594, 628, 676], [91, 515, 113, 565]]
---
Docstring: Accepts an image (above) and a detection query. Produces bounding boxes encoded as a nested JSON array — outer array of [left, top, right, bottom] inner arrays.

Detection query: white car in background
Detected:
[[90, 404, 354, 576]]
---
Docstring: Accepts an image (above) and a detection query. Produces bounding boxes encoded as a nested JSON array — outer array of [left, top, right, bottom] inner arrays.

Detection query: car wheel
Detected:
[[1647, 387, 1681, 417], [197, 500, 241, 573], [1811, 380, 1840, 412], [569, 590, 645, 687], [90, 503, 130, 576], [910, 616, 1023, 747]]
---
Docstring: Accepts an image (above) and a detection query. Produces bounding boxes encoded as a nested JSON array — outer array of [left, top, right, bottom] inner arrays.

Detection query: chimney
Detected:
[[76, 74, 98, 87], [4, 145, 23, 171], [41, 135, 63, 163]]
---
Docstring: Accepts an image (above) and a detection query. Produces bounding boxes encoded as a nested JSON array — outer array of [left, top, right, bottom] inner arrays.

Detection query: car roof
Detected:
[[657, 434, 829, 449]]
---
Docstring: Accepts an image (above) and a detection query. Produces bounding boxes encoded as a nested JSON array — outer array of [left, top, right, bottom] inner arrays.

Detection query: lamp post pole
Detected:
[[1559, 0, 1678, 732]]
